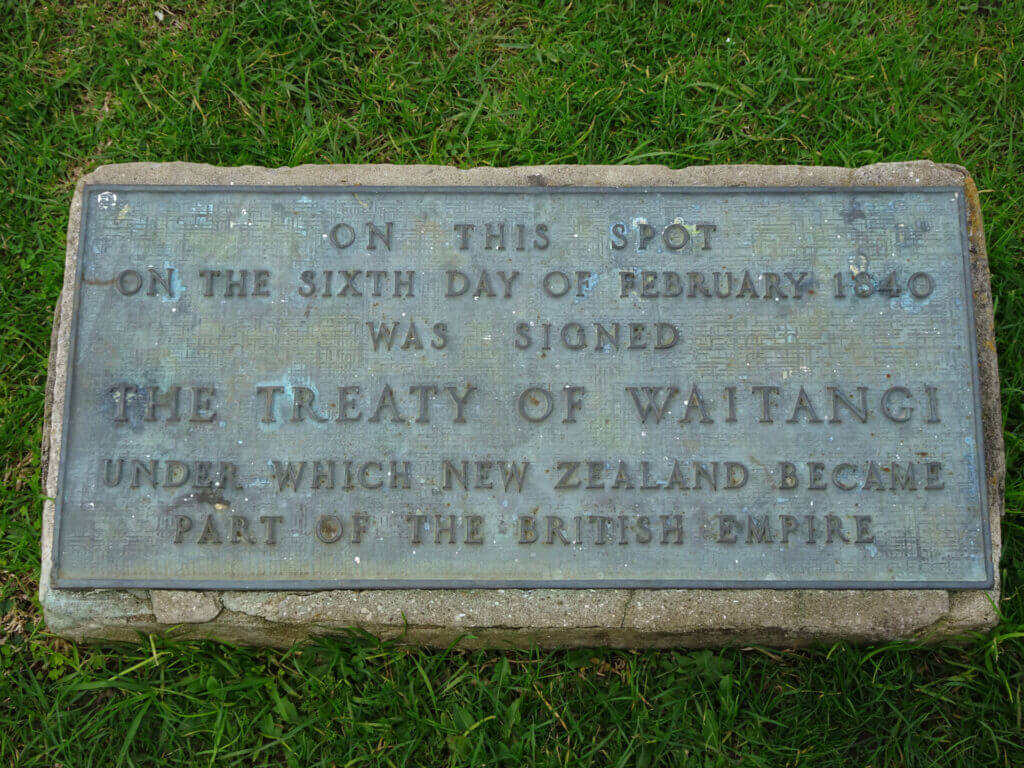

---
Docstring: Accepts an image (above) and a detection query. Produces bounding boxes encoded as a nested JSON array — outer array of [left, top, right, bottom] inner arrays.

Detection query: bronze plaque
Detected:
[[51, 185, 991, 588]]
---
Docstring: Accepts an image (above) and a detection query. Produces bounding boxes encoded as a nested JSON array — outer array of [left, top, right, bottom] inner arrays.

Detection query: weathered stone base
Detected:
[[42, 161, 1003, 648], [43, 586, 995, 649]]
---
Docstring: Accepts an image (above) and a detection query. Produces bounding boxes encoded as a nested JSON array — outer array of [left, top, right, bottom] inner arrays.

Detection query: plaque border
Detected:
[[51, 185, 992, 590]]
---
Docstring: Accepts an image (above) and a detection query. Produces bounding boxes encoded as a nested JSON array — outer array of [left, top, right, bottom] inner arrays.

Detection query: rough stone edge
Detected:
[[40, 161, 1003, 648]]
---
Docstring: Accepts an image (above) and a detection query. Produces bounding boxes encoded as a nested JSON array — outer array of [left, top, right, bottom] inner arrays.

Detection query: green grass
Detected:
[[1, 0, 1023, 765]]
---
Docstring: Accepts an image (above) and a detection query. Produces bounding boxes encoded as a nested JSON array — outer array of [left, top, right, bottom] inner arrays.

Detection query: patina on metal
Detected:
[[51, 185, 991, 589]]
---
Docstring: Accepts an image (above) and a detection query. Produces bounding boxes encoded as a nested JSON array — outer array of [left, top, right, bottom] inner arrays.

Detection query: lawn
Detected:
[[1, 1, 1022, 765]]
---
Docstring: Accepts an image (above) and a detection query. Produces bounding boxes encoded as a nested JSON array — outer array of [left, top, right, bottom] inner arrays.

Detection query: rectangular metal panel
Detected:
[[53, 186, 991, 588]]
